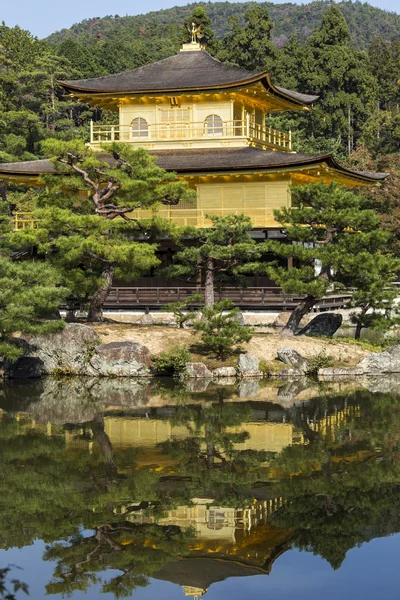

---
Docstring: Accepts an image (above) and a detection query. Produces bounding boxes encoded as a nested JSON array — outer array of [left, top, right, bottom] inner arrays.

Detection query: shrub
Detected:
[[305, 350, 334, 378], [152, 346, 191, 376], [166, 293, 202, 328], [193, 300, 253, 359]]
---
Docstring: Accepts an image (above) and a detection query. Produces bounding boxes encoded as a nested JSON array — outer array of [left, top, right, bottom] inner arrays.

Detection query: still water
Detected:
[[1, 376, 400, 599]]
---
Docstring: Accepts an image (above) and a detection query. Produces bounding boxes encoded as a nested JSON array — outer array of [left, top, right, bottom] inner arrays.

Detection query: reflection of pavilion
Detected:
[[119, 497, 291, 598]]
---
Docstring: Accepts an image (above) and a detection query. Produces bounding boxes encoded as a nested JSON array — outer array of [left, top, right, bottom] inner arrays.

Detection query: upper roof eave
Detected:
[[58, 49, 319, 108]]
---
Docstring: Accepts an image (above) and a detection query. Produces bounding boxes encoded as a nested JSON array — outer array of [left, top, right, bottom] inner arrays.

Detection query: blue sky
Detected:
[[2, 0, 400, 39]]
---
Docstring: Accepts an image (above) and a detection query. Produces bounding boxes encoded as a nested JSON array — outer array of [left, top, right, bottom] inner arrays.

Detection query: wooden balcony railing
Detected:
[[90, 119, 292, 151], [103, 286, 352, 310]]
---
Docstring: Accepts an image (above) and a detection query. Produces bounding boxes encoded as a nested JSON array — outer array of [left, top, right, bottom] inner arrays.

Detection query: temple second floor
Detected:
[[1, 147, 387, 231], [60, 45, 319, 152]]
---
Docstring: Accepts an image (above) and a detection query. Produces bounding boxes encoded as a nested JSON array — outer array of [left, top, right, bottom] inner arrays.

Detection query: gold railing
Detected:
[[90, 120, 292, 151], [13, 212, 37, 230], [128, 207, 279, 228], [13, 208, 279, 229]]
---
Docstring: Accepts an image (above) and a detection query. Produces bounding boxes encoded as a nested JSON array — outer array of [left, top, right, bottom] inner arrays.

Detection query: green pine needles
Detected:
[[193, 301, 253, 359]]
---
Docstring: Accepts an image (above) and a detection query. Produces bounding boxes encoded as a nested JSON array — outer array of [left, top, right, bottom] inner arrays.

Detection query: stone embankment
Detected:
[[5, 322, 400, 380]]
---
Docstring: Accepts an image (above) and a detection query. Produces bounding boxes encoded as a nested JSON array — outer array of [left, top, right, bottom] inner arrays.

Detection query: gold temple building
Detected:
[[0, 35, 386, 308]]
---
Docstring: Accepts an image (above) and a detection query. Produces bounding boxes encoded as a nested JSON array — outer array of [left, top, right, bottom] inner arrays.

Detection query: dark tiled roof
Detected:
[[0, 159, 57, 174], [60, 50, 318, 106], [0, 147, 387, 182]]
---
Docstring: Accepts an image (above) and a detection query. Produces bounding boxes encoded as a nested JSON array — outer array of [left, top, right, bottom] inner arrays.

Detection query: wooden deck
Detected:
[[104, 286, 351, 311]]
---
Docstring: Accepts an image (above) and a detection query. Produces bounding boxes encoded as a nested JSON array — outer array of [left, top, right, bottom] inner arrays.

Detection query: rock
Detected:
[[137, 313, 154, 325], [237, 354, 261, 377], [277, 347, 309, 372], [9, 324, 100, 377], [238, 379, 260, 398], [88, 342, 152, 377], [213, 366, 237, 378], [297, 313, 342, 337], [357, 344, 400, 374], [182, 362, 213, 379], [319, 367, 365, 378], [234, 311, 245, 326], [5, 356, 43, 379], [272, 312, 292, 328], [272, 368, 304, 378]]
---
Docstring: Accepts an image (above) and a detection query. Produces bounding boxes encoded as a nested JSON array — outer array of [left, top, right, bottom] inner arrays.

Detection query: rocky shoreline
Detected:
[[3, 323, 400, 381]]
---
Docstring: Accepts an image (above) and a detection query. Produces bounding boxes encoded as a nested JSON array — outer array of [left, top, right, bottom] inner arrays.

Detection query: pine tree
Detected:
[[264, 182, 399, 337], [164, 214, 262, 308], [10, 141, 195, 321], [0, 258, 67, 361], [193, 300, 253, 359], [219, 6, 277, 71]]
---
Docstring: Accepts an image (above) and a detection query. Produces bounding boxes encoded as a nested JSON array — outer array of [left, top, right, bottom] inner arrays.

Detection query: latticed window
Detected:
[[159, 109, 190, 138], [204, 114, 223, 136], [131, 117, 148, 138]]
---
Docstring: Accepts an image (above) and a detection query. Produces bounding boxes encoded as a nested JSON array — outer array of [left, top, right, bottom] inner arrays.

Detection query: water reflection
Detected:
[[0, 378, 400, 598]]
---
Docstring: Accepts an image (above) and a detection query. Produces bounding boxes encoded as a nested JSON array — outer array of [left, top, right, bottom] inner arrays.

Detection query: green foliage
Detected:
[[152, 346, 191, 376], [183, 7, 219, 53], [9, 143, 195, 321], [164, 214, 262, 307], [193, 300, 253, 359], [264, 182, 398, 332], [165, 294, 202, 328], [0, 257, 67, 361], [0, 567, 28, 599], [305, 350, 334, 377], [219, 6, 277, 71]]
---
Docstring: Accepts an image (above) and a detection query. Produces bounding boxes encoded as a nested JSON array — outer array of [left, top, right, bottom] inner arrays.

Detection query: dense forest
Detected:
[[47, 1, 400, 50]]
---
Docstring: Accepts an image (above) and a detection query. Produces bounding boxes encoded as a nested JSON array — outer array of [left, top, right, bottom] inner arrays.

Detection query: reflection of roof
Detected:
[[0, 148, 387, 183], [59, 50, 318, 107], [154, 557, 267, 589]]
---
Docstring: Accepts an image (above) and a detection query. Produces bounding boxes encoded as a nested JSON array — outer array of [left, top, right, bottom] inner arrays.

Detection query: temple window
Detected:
[[204, 114, 223, 137], [131, 117, 148, 138]]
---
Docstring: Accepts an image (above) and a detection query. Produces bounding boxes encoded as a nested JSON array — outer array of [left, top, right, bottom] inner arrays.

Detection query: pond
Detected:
[[0, 377, 400, 599]]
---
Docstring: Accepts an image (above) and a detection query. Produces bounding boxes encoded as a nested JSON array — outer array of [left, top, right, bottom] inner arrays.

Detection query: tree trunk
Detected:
[[280, 294, 318, 337], [91, 413, 118, 482], [204, 256, 214, 308], [355, 321, 363, 340], [87, 264, 115, 322]]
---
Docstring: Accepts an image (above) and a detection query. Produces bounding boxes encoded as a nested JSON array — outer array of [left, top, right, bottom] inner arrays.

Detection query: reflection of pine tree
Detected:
[[159, 401, 274, 505], [267, 391, 400, 569]]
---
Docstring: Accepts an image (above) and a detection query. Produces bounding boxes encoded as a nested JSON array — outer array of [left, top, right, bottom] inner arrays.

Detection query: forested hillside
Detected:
[[0, 2, 399, 168], [47, 1, 400, 50]]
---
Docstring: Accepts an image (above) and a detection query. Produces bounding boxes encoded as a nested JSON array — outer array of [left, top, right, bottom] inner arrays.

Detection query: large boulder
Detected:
[[7, 324, 100, 377], [213, 366, 237, 378], [5, 356, 43, 379], [182, 362, 213, 379], [318, 367, 364, 378], [88, 341, 152, 377], [357, 344, 400, 374], [237, 354, 261, 377], [297, 313, 342, 337], [277, 347, 309, 372]]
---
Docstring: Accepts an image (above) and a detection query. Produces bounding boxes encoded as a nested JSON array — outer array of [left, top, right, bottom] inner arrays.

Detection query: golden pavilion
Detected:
[[0, 35, 386, 308]]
